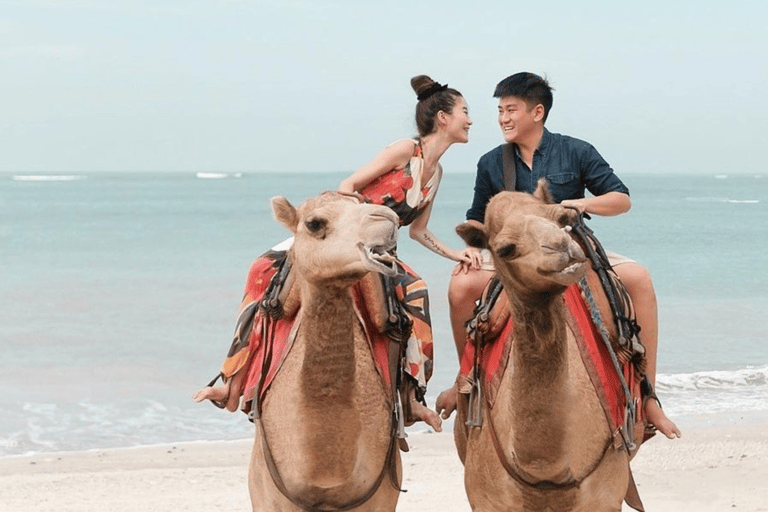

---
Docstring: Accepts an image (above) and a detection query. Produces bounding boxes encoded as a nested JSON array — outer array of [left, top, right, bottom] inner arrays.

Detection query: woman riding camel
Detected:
[[194, 75, 480, 432]]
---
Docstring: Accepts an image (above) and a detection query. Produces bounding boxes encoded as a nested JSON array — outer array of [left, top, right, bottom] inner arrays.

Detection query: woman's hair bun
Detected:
[[410, 75, 436, 97]]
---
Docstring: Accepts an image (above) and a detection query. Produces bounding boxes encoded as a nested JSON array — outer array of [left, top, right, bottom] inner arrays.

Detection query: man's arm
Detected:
[[573, 141, 631, 216], [561, 191, 631, 216]]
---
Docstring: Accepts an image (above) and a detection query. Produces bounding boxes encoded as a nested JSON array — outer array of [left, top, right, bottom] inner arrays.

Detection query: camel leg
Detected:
[[575, 448, 630, 512], [613, 262, 681, 439]]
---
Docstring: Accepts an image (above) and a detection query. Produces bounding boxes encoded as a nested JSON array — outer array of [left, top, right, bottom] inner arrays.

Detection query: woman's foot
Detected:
[[192, 385, 228, 403], [435, 385, 458, 420], [192, 377, 241, 412], [644, 398, 682, 439]]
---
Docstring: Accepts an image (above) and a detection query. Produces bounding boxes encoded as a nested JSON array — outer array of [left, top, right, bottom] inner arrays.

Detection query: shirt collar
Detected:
[[537, 128, 552, 155], [512, 128, 551, 159]]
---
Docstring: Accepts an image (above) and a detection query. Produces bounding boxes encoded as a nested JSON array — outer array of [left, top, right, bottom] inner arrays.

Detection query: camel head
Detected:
[[272, 191, 399, 286], [457, 179, 586, 296]]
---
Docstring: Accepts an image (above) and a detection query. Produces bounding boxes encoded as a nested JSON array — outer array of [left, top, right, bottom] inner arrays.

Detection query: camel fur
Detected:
[[248, 191, 402, 512], [453, 180, 645, 512]]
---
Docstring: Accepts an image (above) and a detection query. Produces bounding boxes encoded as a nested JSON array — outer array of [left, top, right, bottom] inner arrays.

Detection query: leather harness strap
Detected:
[[484, 407, 614, 491], [256, 413, 400, 512], [251, 272, 404, 511], [502, 142, 516, 192]]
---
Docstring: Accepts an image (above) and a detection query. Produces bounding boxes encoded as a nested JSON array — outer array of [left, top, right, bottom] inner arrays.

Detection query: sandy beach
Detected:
[[2, 423, 767, 512]]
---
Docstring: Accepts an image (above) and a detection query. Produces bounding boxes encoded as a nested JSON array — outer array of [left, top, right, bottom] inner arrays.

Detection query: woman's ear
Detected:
[[436, 109, 448, 126]]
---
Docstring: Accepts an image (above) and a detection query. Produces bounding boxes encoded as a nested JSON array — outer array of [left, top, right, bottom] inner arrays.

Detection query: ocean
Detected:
[[1, 171, 766, 457]]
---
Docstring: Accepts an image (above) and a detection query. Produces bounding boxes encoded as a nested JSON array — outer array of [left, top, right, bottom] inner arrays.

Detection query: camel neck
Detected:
[[508, 295, 571, 457], [299, 284, 358, 405]]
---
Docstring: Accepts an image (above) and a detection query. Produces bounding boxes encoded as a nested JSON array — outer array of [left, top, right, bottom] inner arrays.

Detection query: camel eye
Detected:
[[305, 217, 326, 234], [496, 243, 517, 260]]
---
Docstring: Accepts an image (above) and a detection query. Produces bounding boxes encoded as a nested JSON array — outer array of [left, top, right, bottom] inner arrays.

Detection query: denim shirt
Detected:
[[466, 128, 630, 222]]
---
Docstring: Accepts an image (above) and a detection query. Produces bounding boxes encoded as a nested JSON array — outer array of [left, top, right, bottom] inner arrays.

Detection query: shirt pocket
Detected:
[[545, 172, 580, 203], [547, 172, 576, 185]]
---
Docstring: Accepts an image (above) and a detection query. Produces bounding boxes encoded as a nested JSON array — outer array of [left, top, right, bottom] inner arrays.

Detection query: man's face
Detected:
[[497, 96, 539, 144]]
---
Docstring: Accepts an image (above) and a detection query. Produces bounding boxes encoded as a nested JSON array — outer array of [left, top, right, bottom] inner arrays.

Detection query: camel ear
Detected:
[[271, 196, 299, 233], [533, 178, 554, 204], [456, 220, 488, 249]]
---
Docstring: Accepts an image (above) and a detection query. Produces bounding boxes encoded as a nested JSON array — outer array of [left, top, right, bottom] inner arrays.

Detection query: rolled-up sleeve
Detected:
[[579, 143, 629, 197]]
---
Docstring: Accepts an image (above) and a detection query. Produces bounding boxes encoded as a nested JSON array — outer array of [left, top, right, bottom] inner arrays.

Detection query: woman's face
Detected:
[[443, 96, 472, 143]]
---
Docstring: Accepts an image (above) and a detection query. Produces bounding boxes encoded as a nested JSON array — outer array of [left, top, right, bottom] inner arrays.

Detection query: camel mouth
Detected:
[[539, 259, 586, 282], [542, 260, 587, 283], [358, 242, 399, 277], [560, 260, 586, 276]]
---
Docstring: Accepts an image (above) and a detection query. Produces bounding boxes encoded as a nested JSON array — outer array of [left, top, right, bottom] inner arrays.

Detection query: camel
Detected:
[[453, 180, 646, 512], [248, 191, 403, 511]]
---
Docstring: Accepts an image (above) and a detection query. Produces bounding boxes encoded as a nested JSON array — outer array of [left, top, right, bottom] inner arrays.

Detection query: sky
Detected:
[[1, 0, 767, 175]]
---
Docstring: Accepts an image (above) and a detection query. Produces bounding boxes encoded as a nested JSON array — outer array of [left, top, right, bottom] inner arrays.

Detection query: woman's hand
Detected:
[[455, 247, 482, 273]]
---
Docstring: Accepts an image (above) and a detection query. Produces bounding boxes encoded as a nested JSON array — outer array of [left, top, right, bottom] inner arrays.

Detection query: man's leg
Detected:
[[436, 267, 494, 419], [448, 267, 495, 357], [614, 262, 681, 439]]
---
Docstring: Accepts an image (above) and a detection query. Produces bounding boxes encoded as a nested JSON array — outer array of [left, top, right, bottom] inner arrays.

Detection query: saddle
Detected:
[[243, 254, 415, 414], [457, 213, 654, 511], [458, 279, 646, 439]]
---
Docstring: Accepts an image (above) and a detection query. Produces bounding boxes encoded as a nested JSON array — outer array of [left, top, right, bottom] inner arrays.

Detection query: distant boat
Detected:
[[196, 172, 228, 179], [12, 175, 84, 181]]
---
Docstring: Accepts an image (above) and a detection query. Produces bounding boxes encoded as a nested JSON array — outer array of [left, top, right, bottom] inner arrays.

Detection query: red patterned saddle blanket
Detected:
[[223, 252, 416, 418], [458, 282, 644, 434]]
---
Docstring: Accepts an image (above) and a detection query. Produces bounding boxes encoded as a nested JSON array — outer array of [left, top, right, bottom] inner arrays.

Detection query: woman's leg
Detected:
[[192, 251, 288, 414]]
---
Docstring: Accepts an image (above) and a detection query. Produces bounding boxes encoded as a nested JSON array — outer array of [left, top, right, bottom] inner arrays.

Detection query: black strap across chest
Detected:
[[502, 143, 517, 191]]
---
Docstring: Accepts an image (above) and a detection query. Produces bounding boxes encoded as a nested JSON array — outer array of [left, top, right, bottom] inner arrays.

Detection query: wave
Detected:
[[685, 196, 760, 203], [12, 175, 85, 181], [0, 399, 246, 457], [195, 172, 243, 179], [658, 365, 768, 391], [656, 366, 768, 417], [2, 366, 766, 457]]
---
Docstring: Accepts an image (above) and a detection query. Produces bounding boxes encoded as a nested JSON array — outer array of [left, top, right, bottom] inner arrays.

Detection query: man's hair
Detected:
[[493, 72, 554, 123]]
